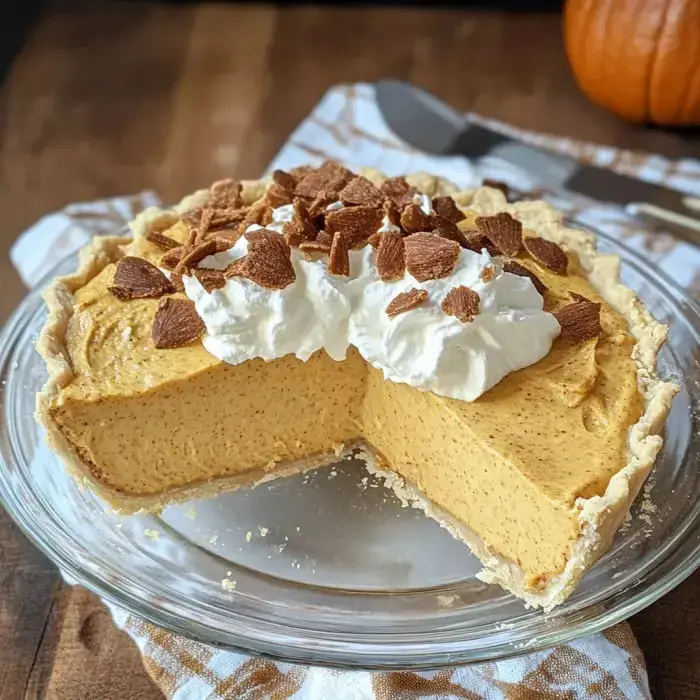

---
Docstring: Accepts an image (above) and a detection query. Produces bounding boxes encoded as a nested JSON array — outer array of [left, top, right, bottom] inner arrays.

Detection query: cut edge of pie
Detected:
[[34, 171, 679, 610]]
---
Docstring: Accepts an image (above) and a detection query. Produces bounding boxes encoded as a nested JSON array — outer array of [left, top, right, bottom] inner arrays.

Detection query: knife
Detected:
[[375, 80, 700, 247]]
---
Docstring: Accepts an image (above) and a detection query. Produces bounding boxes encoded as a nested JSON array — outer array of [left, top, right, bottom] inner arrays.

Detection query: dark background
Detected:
[[1, 0, 568, 84]]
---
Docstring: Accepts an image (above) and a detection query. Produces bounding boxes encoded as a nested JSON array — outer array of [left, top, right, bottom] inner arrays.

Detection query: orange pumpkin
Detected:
[[564, 0, 700, 125]]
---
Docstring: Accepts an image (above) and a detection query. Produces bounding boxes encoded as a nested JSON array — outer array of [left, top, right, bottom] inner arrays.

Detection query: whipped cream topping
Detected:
[[184, 203, 352, 363], [413, 192, 434, 216], [182, 201, 560, 401], [184, 236, 351, 364], [348, 249, 559, 400]]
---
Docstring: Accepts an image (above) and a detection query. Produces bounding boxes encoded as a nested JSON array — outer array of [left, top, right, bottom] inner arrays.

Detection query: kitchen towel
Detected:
[[13, 82, 700, 699]]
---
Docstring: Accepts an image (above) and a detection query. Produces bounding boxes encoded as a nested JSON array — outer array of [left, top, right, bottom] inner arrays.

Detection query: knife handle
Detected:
[[448, 126, 510, 159]]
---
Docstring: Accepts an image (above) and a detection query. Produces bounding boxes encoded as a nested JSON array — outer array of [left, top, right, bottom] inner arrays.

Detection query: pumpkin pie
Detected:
[[35, 164, 678, 609]]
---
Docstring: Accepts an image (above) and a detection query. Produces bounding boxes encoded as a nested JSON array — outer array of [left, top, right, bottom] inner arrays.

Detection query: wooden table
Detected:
[[1, 2, 699, 698]]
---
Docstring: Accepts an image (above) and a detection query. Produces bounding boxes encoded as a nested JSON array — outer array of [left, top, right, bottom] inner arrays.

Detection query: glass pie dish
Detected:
[[0, 227, 698, 669]]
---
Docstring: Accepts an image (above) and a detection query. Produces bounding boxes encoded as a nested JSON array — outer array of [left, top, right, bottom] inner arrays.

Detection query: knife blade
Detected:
[[375, 80, 700, 247]]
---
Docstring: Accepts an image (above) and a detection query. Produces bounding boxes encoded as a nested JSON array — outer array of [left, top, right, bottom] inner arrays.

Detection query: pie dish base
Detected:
[[1, 227, 693, 666]]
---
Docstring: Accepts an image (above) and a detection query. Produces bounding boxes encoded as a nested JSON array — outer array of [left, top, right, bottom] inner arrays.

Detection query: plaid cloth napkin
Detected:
[[13, 83, 700, 699]]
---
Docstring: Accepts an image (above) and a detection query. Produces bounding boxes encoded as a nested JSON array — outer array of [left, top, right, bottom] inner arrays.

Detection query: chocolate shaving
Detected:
[[328, 231, 350, 276], [382, 199, 401, 228], [209, 206, 249, 230], [170, 272, 184, 293], [182, 207, 214, 245], [210, 179, 242, 209], [404, 232, 460, 282], [177, 239, 219, 270], [206, 229, 240, 248], [180, 207, 201, 230], [555, 299, 602, 342], [432, 196, 465, 223], [241, 229, 296, 288], [503, 260, 547, 295], [146, 229, 180, 250], [325, 204, 383, 249], [366, 232, 383, 248], [265, 182, 294, 208], [380, 177, 416, 210], [182, 207, 202, 229], [307, 191, 336, 219], [160, 246, 183, 270], [482, 179, 510, 199], [152, 298, 205, 349], [294, 161, 353, 199], [215, 238, 236, 252], [339, 176, 383, 207], [463, 232, 500, 257], [376, 231, 405, 281], [299, 240, 331, 260], [193, 267, 226, 292], [199, 207, 215, 242], [325, 174, 354, 199], [108, 256, 175, 300], [523, 236, 568, 274], [289, 164, 315, 183], [272, 169, 297, 192], [316, 229, 334, 246], [476, 212, 522, 256], [400, 203, 435, 234], [238, 200, 271, 233], [433, 216, 470, 247], [386, 289, 429, 318], [441, 286, 481, 323], [283, 200, 317, 246], [224, 257, 247, 279], [109, 287, 139, 301]]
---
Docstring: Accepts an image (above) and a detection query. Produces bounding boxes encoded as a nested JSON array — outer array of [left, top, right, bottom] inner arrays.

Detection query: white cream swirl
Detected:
[[348, 249, 559, 401], [181, 202, 560, 401]]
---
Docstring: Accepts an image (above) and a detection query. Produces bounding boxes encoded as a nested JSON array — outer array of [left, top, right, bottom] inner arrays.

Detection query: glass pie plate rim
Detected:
[[0, 225, 698, 670]]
